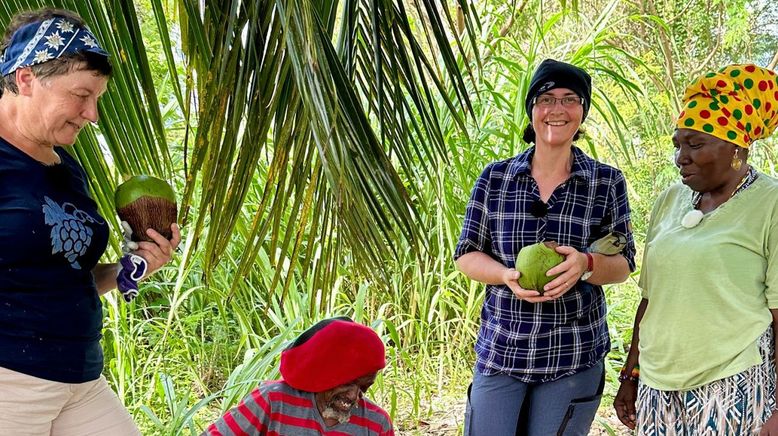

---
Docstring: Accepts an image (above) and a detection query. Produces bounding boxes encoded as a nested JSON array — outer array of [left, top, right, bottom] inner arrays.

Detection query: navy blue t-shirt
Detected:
[[0, 137, 109, 383]]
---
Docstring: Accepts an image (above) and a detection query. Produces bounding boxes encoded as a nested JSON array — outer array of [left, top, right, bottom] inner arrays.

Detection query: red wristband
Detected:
[[585, 252, 594, 272]]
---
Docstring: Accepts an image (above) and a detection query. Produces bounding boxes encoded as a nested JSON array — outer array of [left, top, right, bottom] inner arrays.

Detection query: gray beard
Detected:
[[321, 406, 352, 424]]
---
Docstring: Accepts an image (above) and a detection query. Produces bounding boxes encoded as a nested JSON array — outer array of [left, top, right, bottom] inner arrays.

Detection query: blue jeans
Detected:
[[464, 360, 605, 436]]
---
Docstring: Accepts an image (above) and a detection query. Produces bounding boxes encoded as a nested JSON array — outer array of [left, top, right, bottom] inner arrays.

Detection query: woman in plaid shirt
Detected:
[[455, 59, 636, 435]]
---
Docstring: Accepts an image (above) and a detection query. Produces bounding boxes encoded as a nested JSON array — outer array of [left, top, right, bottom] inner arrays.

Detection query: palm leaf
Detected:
[[167, 0, 480, 298]]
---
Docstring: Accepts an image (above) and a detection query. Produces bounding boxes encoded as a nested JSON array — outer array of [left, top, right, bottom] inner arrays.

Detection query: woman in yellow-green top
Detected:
[[614, 64, 778, 435]]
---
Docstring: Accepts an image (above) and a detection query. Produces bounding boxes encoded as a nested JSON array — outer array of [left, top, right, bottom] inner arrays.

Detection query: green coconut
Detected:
[[115, 175, 177, 242], [516, 241, 564, 294]]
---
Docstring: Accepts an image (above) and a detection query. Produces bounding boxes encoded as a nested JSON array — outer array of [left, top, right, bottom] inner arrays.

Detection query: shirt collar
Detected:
[[507, 145, 595, 181]]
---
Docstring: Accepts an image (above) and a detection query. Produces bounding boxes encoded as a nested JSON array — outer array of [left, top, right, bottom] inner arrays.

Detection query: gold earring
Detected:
[[731, 148, 742, 171]]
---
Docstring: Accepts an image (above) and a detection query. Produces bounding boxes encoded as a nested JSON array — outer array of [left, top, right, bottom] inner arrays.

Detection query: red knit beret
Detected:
[[280, 317, 386, 393]]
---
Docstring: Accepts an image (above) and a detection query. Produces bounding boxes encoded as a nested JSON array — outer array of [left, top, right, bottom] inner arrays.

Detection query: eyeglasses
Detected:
[[533, 95, 584, 107]]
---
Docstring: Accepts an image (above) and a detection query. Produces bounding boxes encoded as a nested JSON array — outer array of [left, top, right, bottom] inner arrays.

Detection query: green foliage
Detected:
[[1, 0, 777, 434]]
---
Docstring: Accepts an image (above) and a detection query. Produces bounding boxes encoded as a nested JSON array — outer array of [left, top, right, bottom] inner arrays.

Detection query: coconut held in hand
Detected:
[[115, 175, 177, 242], [516, 241, 564, 294]]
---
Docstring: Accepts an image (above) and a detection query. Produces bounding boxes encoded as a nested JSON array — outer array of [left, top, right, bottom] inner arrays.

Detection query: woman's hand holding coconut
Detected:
[[128, 223, 181, 279], [501, 268, 549, 303], [454, 59, 636, 435], [504, 243, 590, 303], [536, 245, 588, 299], [116, 174, 182, 281]]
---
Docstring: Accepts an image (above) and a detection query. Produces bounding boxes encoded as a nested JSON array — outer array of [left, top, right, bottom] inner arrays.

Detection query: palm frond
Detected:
[[168, 0, 480, 296]]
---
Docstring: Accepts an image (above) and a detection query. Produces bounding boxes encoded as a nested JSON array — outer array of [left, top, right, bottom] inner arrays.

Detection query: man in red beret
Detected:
[[204, 317, 394, 435]]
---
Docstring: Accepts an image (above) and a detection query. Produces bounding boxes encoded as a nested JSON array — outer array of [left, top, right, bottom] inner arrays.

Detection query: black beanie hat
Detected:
[[525, 59, 592, 121]]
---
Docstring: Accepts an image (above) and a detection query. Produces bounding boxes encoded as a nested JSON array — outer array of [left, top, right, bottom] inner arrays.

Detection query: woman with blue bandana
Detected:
[[455, 59, 637, 435], [614, 64, 778, 435], [0, 8, 180, 435]]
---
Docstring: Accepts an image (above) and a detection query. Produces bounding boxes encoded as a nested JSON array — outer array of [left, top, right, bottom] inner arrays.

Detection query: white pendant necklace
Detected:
[[681, 167, 755, 229], [681, 209, 704, 229]]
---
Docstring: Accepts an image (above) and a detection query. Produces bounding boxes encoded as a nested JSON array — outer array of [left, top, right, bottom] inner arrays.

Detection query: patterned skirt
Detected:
[[636, 328, 776, 435]]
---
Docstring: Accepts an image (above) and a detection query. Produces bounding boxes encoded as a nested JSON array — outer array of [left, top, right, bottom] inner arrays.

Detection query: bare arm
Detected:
[[614, 297, 648, 430], [757, 309, 778, 435], [770, 309, 778, 408], [455, 251, 546, 302], [585, 252, 631, 285], [455, 251, 512, 285], [622, 297, 645, 377], [769, 309, 778, 421], [92, 263, 121, 296]]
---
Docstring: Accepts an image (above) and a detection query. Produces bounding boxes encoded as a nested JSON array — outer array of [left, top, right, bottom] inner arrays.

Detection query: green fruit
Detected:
[[516, 241, 564, 294], [115, 175, 177, 242]]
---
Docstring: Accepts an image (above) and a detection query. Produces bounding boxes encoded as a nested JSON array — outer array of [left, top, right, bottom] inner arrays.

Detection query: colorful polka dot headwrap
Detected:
[[676, 64, 778, 148]]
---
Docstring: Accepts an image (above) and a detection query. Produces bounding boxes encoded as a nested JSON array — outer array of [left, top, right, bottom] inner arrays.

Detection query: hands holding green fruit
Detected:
[[505, 242, 588, 303]]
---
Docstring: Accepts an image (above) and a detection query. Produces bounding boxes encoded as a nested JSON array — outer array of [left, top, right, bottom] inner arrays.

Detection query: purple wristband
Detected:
[[117, 254, 147, 302]]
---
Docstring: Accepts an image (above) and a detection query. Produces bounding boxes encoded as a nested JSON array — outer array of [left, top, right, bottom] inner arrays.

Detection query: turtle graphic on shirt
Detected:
[[42, 196, 100, 269]]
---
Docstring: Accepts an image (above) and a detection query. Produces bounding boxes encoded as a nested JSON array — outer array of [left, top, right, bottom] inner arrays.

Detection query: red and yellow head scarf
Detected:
[[677, 64, 778, 148]]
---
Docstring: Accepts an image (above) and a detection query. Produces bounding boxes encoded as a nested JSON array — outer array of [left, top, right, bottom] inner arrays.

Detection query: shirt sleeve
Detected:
[[606, 170, 637, 271], [204, 387, 269, 436], [454, 164, 493, 260], [764, 197, 778, 308]]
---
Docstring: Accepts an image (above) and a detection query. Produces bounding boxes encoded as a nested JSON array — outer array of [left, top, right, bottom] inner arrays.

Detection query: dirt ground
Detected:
[[395, 397, 633, 435]]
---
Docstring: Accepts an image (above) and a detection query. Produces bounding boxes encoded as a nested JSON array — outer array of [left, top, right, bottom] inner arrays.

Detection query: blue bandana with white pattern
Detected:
[[0, 17, 108, 76]]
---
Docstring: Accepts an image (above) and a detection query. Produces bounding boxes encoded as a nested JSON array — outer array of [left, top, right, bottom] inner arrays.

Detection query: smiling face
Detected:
[[16, 66, 108, 147], [531, 87, 584, 148], [315, 372, 377, 426], [673, 128, 741, 193]]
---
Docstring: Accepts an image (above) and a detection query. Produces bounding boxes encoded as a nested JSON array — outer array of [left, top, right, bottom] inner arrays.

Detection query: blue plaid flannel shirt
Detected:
[[455, 146, 636, 383]]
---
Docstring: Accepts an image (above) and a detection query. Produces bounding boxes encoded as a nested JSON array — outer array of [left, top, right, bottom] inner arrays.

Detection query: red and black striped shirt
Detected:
[[204, 380, 394, 436]]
